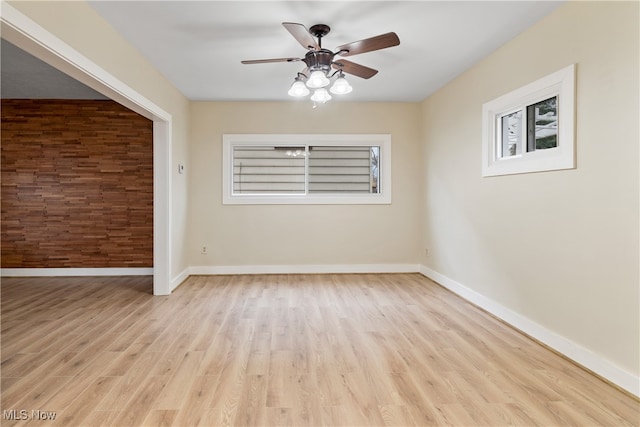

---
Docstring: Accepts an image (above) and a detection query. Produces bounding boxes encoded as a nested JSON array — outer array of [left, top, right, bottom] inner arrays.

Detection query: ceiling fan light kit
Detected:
[[242, 22, 400, 105], [306, 70, 331, 89], [310, 87, 332, 104], [287, 78, 310, 97], [329, 73, 353, 95]]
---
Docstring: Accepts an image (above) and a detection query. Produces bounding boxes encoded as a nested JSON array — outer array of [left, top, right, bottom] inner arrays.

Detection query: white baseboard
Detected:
[[171, 268, 191, 291], [419, 265, 640, 398], [1, 268, 153, 277], [189, 263, 421, 276]]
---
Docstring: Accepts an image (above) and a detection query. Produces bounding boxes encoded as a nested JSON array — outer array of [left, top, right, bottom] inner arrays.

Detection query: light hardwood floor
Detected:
[[1, 274, 638, 426]]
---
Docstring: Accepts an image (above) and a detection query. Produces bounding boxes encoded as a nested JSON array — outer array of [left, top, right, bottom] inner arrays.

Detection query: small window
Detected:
[[223, 134, 391, 204], [482, 64, 575, 177]]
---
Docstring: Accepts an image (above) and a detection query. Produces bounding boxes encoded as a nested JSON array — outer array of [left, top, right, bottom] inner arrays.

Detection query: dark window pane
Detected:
[[527, 96, 558, 152]]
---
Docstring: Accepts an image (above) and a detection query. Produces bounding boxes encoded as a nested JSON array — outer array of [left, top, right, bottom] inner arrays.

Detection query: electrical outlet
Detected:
[[425, 248, 429, 256], [201, 245, 207, 254]]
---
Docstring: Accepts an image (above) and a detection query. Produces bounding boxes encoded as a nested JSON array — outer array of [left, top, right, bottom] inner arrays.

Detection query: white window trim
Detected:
[[222, 134, 391, 205], [482, 64, 576, 177]]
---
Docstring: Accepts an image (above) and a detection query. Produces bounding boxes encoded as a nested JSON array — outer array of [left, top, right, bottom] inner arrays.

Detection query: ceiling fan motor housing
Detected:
[[304, 49, 334, 73]]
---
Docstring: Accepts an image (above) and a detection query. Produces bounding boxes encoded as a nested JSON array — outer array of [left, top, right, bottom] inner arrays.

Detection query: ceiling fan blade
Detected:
[[282, 22, 319, 50], [241, 57, 302, 64], [332, 59, 378, 79], [336, 32, 400, 57]]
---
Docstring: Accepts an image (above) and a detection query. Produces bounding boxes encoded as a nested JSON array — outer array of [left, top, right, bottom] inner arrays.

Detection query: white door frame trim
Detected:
[[0, 2, 173, 295]]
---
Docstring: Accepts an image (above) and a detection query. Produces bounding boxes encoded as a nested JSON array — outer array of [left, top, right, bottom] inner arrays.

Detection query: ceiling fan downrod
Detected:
[[309, 24, 331, 49]]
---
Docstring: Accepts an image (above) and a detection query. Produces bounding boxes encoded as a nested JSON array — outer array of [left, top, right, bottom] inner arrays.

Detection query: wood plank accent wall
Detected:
[[1, 100, 153, 268]]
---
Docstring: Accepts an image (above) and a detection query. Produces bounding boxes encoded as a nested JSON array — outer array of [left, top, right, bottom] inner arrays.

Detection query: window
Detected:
[[222, 134, 391, 204], [482, 64, 575, 177]]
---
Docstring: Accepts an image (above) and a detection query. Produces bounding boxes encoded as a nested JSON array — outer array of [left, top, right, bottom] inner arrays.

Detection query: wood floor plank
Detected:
[[96, 351, 163, 411], [40, 350, 119, 411], [378, 404, 416, 426], [112, 375, 169, 426], [140, 409, 177, 427], [81, 410, 122, 427], [1, 274, 637, 426], [49, 376, 120, 426], [152, 351, 204, 410], [1, 376, 72, 425], [172, 375, 219, 426], [233, 374, 268, 427]]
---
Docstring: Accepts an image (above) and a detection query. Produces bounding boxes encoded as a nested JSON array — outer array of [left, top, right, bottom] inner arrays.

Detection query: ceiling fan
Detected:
[[241, 22, 400, 104]]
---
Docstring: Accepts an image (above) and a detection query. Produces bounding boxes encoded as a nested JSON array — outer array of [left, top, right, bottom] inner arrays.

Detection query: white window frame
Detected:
[[482, 64, 576, 177], [222, 134, 391, 204]]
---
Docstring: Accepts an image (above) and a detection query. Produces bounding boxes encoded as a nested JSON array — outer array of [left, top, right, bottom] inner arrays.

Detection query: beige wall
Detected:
[[188, 102, 423, 267], [8, 1, 192, 280], [420, 1, 639, 376]]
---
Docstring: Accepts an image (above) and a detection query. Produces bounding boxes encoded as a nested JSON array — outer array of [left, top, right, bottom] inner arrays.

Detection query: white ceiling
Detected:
[[1, 1, 563, 102], [86, 1, 562, 102]]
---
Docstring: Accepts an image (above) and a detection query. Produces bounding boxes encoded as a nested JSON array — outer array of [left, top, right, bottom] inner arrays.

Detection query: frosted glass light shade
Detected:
[[288, 80, 310, 97], [330, 76, 352, 94], [310, 88, 332, 103], [306, 70, 330, 88]]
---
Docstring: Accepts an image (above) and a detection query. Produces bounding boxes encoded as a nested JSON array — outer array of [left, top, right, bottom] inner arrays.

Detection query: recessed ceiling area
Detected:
[[1, 39, 107, 100]]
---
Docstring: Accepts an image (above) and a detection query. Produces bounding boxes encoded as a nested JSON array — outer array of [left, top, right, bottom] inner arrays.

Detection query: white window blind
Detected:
[[233, 146, 305, 194], [223, 134, 391, 205], [309, 146, 376, 193]]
